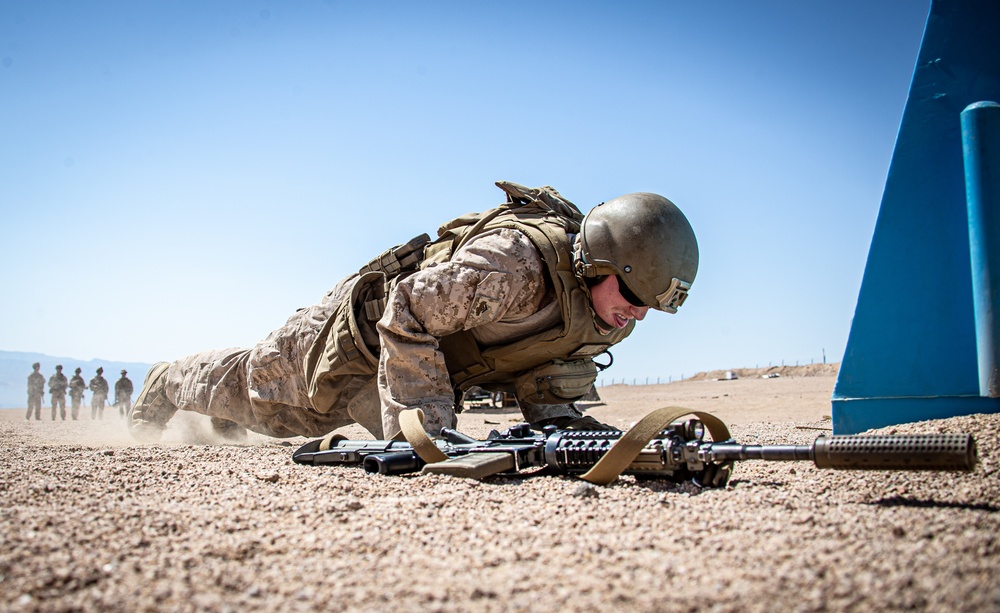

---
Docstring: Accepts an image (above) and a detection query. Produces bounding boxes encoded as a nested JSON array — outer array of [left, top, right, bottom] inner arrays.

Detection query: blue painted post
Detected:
[[962, 101, 1000, 397], [831, 0, 1000, 434]]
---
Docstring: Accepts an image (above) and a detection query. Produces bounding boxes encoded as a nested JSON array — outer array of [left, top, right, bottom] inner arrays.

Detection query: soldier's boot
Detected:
[[128, 362, 177, 442], [210, 417, 249, 442]]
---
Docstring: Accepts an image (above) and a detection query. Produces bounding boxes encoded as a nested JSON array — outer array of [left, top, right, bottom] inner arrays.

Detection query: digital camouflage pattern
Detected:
[[377, 227, 564, 435]]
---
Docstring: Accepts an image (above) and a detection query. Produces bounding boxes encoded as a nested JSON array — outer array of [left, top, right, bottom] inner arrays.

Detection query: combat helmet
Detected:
[[75, 367, 82, 374], [97, 367, 103, 374], [576, 192, 698, 313]]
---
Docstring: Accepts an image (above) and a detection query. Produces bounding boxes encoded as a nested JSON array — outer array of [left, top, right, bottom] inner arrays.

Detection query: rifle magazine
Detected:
[[421, 452, 516, 479]]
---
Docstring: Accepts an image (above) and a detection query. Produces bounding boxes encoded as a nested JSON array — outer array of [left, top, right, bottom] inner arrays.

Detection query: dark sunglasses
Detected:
[[616, 276, 647, 308]]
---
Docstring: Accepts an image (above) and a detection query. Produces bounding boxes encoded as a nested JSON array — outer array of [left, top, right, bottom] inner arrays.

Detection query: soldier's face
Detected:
[[590, 275, 649, 330]]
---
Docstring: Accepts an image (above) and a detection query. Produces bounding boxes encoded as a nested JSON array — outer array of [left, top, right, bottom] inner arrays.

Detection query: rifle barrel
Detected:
[[705, 444, 814, 462]]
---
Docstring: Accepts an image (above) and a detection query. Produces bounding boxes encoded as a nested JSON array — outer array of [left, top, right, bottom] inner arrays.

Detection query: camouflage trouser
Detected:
[[26, 394, 42, 420], [92, 395, 107, 419], [51, 394, 66, 420], [157, 274, 373, 438], [70, 395, 83, 419], [160, 347, 366, 438]]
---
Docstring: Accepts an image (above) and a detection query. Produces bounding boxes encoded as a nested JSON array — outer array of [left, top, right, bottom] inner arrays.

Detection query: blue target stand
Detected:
[[832, 0, 1000, 434]]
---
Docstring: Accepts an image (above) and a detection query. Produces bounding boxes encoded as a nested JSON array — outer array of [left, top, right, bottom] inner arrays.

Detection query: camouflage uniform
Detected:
[[377, 227, 583, 435], [115, 371, 133, 418], [26, 365, 45, 420], [89, 369, 109, 420], [69, 369, 87, 420], [49, 367, 68, 421], [137, 183, 634, 440], [158, 229, 586, 437]]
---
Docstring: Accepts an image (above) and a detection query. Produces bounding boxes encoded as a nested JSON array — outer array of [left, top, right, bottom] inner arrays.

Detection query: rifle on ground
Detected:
[[292, 415, 978, 487]]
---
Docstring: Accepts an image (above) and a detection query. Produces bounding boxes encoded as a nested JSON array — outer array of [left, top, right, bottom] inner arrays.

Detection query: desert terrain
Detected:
[[2, 366, 998, 612]]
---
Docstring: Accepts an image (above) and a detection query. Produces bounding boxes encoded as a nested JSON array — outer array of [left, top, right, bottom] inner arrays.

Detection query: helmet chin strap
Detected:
[[571, 235, 598, 279], [575, 260, 597, 278], [574, 260, 615, 334], [593, 314, 615, 334]]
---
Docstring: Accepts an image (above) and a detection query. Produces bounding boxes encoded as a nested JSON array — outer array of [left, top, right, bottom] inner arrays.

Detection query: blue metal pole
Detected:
[[962, 101, 1000, 397]]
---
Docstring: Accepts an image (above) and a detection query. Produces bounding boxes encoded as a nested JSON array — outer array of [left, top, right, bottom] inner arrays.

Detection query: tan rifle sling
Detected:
[[399, 408, 448, 463], [581, 406, 732, 485]]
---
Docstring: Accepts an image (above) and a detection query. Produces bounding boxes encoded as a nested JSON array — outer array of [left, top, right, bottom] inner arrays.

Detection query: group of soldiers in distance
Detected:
[[25, 362, 133, 421]]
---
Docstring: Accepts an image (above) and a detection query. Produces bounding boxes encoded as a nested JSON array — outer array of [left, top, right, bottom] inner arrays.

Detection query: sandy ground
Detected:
[[2, 371, 998, 612]]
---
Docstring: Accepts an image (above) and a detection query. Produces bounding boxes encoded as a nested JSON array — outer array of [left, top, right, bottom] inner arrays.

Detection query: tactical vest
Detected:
[[305, 181, 633, 414]]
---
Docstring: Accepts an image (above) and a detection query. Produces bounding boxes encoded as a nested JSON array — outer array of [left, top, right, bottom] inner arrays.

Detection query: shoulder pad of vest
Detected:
[[495, 181, 584, 222]]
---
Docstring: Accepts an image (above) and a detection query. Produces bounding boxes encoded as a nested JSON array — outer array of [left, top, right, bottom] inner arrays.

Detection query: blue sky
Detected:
[[1, 1, 930, 384]]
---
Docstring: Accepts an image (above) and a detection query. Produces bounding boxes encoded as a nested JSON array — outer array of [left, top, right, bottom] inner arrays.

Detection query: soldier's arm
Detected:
[[377, 228, 549, 435]]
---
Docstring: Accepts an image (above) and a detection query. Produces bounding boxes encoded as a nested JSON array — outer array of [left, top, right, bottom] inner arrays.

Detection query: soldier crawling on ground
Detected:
[[68, 367, 87, 420], [127, 181, 699, 444], [89, 367, 109, 420]]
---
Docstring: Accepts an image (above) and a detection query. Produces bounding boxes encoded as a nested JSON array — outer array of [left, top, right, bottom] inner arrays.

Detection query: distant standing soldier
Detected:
[[26, 362, 45, 421], [68, 367, 87, 420], [49, 365, 68, 421], [115, 370, 133, 419], [89, 367, 109, 420]]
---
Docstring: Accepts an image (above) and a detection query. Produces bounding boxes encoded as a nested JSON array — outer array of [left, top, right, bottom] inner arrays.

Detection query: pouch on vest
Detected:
[[358, 233, 431, 324], [514, 359, 599, 404]]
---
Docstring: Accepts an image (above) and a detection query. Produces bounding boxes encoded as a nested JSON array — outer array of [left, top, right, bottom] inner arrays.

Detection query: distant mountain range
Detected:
[[0, 350, 153, 409]]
